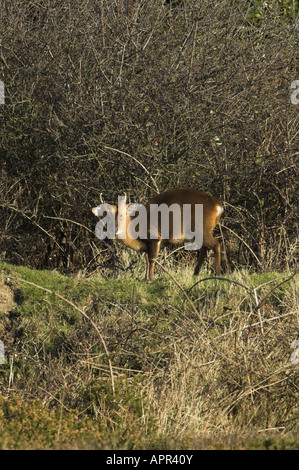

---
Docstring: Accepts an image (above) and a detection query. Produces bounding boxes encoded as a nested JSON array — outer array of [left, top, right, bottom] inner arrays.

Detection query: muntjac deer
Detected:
[[92, 188, 223, 282]]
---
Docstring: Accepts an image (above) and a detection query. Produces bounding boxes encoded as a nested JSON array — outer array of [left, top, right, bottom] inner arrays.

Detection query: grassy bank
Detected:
[[0, 262, 298, 449]]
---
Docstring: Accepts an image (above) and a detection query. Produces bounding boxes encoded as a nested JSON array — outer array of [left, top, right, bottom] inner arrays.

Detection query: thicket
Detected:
[[0, 0, 298, 273], [0, 263, 298, 449]]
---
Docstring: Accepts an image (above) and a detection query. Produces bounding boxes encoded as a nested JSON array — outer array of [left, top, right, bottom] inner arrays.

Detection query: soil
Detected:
[[0, 277, 21, 356]]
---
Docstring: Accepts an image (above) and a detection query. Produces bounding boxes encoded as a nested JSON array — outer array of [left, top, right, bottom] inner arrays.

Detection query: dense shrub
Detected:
[[0, 0, 298, 272]]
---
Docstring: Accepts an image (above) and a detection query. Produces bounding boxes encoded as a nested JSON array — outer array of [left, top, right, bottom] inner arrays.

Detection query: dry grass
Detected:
[[0, 261, 298, 449]]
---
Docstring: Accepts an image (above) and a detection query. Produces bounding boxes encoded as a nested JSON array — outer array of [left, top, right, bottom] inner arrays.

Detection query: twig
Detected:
[[215, 312, 295, 340], [186, 275, 260, 336], [10, 275, 115, 397], [157, 349, 174, 401], [253, 288, 264, 335], [187, 276, 252, 295], [8, 356, 14, 390], [218, 223, 230, 273], [154, 260, 205, 326], [0, 203, 64, 253], [164, 245, 185, 259], [254, 271, 298, 312], [44, 215, 94, 233], [246, 272, 298, 342], [142, 5, 163, 50], [45, 216, 116, 256], [187, 20, 198, 88], [221, 223, 262, 267], [131, 284, 135, 324], [104, 145, 159, 194], [37, 386, 73, 413]]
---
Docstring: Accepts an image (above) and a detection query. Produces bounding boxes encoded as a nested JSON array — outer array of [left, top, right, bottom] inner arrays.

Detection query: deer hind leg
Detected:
[[145, 253, 150, 281], [146, 240, 161, 282], [194, 236, 221, 276], [206, 236, 221, 276], [213, 238, 221, 276], [194, 246, 208, 275]]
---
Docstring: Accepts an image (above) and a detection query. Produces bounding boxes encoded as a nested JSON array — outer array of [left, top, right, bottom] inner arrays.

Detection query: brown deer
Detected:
[[92, 188, 223, 282]]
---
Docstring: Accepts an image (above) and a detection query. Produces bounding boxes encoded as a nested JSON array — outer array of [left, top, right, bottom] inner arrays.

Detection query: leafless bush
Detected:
[[0, 0, 298, 272]]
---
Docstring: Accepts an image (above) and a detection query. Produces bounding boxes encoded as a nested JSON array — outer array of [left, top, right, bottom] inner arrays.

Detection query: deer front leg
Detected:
[[146, 240, 161, 282], [145, 253, 150, 281]]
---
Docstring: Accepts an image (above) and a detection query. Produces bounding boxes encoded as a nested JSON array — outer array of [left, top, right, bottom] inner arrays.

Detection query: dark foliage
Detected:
[[0, 0, 298, 272]]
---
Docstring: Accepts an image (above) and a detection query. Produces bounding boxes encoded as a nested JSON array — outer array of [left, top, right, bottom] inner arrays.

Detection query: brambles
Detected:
[[0, 0, 298, 274]]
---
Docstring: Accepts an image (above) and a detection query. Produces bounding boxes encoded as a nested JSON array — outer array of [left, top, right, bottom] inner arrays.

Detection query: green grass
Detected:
[[0, 262, 298, 449]]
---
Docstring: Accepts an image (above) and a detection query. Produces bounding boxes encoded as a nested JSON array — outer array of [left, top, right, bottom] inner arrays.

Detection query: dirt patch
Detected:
[[0, 280, 17, 315], [0, 278, 21, 354]]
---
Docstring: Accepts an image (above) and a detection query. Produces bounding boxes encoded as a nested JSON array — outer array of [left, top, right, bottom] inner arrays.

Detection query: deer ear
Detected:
[[126, 203, 143, 216], [92, 206, 101, 216], [92, 203, 116, 216]]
